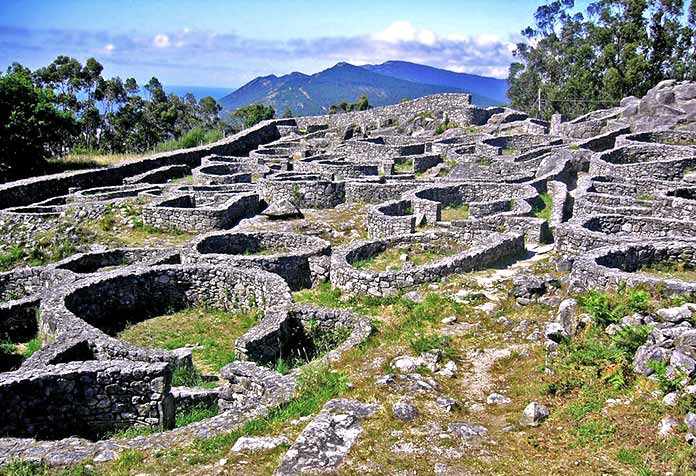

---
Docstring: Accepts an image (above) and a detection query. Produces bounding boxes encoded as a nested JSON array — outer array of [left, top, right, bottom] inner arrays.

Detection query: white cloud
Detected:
[[373, 21, 436, 46], [153, 34, 170, 48], [103, 43, 115, 53]]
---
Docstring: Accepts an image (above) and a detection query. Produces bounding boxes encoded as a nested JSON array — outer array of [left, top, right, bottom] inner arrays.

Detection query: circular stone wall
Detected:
[[554, 214, 696, 254], [186, 231, 331, 290], [330, 230, 525, 296], [569, 241, 696, 295]]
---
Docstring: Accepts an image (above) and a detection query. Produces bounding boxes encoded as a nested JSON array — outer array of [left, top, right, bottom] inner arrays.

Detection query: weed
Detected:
[[532, 192, 553, 222], [409, 333, 455, 360], [611, 325, 650, 356], [577, 288, 649, 327], [175, 402, 218, 428]]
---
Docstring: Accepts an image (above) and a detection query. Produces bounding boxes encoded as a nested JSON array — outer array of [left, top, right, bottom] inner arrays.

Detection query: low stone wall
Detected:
[[589, 144, 696, 181], [185, 231, 331, 290], [615, 129, 696, 148], [40, 264, 291, 354], [142, 193, 259, 232], [259, 174, 345, 209], [123, 164, 191, 185], [53, 248, 180, 274], [547, 180, 569, 228], [404, 182, 537, 224], [0, 267, 74, 347], [293, 157, 378, 179], [0, 120, 281, 209], [475, 134, 562, 158], [569, 241, 696, 295], [235, 302, 371, 365], [450, 215, 551, 245], [330, 230, 525, 296], [367, 200, 416, 238], [295, 93, 474, 130], [0, 360, 174, 440], [192, 163, 253, 185], [554, 214, 696, 255], [344, 179, 420, 204]]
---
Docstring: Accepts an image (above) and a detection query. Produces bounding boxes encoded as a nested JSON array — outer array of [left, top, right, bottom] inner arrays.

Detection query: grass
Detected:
[[532, 192, 553, 222], [175, 402, 219, 428], [47, 152, 147, 172], [501, 147, 518, 155], [393, 159, 413, 174], [351, 239, 469, 272], [434, 118, 460, 135], [0, 335, 42, 365], [154, 127, 223, 153], [7, 278, 696, 475], [639, 261, 696, 281], [118, 306, 262, 375], [0, 201, 192, 272], [440, 203, 469, 221], [576, 286, 650, 327]]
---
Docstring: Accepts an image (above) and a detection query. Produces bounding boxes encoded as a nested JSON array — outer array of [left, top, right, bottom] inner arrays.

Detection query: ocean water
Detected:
[[163, 85, 235, 101]]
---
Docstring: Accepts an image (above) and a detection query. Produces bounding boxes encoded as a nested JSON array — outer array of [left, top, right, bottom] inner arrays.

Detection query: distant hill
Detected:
[[363, 61, 509, 105], [219, 61, 506, 116], [163, 85, 234, 100]]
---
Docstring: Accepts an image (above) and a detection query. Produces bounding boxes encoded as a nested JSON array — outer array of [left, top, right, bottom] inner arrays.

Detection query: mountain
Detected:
[[219, 62, 504, 116], [363, 61, 509, 105]]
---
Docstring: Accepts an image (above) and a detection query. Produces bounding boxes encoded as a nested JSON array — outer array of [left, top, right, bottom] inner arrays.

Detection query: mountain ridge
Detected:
[[219, 61, 507, 116]]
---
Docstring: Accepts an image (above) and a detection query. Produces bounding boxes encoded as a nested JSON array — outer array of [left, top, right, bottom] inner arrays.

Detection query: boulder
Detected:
[[486, 393, 512, 405], [392, 398, 419, 421], [274, 399, 380, 476], [657, 306, 692, 324], [520, 402, 550, 427], [659, 416, 681, 438], [263, 199, 303, 220], [448, 422, 488, 440], [233, 436, 290, 452], [634, 345, 670, 376], [557, 298, 579, 336], [670, 350, 696, 376]]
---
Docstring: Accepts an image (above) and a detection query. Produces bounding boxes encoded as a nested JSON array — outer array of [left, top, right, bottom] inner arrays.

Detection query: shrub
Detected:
[[577, 288, 650, 328], [611, 324, 650, 356]]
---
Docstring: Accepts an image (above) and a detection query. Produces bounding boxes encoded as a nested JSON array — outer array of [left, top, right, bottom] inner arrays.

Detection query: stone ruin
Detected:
[[0, 79, 695, 472]]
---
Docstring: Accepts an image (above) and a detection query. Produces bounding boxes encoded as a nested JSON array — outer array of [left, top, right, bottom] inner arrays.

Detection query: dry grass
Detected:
[[440, 203, 470, 222], [352, 239, 469, 271], [48, 152, 150, 172]]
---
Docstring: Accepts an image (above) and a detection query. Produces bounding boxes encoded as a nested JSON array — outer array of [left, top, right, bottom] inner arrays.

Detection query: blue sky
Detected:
[[0, 0, 550, 88]]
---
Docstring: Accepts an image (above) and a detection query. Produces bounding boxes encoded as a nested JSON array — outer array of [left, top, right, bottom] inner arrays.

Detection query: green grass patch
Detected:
[[393, 159, 413, 174], [639, 260, 696, 281], [176, 402, 219, 428], [118, 306, 261, 374], [440, 203, 469, 222], [352, 239, 469, 272], [532, 192, 553, 222]]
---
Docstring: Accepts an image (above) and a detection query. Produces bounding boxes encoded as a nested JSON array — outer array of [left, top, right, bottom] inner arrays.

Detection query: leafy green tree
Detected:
[[0, 66, 77, 181], [508, 0, 696, 119], [355, 94, 370, 111], [232, 104, 275, 128], [283, 107, 293, 118]]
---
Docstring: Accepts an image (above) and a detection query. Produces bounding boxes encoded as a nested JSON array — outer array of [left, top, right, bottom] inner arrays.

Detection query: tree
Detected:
[[0, 66, 77, 181], [283, 107, 293, 118], [199, 96, 222, 129], [355, 94, 370, 111], [508, 0, 696, 119], [232, 104, 275, 128]]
